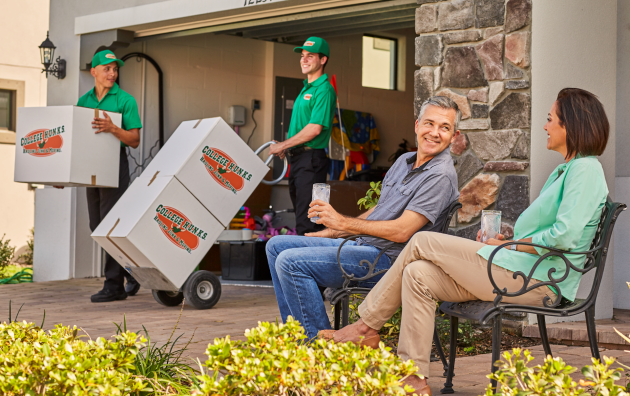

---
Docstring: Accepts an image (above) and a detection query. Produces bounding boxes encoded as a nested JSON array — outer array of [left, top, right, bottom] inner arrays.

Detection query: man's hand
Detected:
[[305, 228, 340, 238], [93, 111, 120, 134], [308, 199, 346, 230], [269, 141, 286, 159], [91, 112, 140, 148]]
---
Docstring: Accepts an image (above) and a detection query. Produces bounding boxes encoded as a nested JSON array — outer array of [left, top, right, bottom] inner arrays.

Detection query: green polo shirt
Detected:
[[77, 83, 142, 147], [287, 73, 337, 149]]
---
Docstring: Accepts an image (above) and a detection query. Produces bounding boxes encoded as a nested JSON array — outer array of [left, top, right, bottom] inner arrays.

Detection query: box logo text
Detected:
[[200, 146, 252, 194], [20, 126, 65, 157], [154, 204, 207, 253]]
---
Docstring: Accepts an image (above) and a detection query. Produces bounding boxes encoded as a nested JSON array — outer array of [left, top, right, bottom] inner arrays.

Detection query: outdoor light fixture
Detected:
[[39, 31, 65, 79]]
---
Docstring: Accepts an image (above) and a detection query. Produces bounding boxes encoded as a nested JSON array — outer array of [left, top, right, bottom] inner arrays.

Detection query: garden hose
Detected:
[[0, 268, 33, 284]]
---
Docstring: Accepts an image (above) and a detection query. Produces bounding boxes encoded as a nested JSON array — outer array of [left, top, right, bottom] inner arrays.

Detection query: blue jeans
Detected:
[[266, 235, 391, 339]]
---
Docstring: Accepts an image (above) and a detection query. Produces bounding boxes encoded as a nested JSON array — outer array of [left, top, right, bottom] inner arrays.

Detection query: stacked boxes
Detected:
[[92, 118, 269, 291], [14, 106, 122, 187]]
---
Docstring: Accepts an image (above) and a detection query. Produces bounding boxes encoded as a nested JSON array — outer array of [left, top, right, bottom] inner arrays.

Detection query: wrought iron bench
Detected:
[[325, 199, 462, 374], [438, 199, 626, 394]]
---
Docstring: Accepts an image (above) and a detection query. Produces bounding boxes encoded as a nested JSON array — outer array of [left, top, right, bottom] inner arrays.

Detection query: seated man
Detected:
[[266, 96, 461, 340]]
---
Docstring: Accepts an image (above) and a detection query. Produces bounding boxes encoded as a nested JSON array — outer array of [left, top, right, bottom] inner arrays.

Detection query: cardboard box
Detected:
[[14, 106, 122, 187], [91, 175, 224, 291], [140, 118, 269, 227]]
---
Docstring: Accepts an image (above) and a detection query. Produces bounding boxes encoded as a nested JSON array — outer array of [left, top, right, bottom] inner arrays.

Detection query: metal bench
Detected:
[[439, 199, 626, 394], [325, 199, 462, 374]]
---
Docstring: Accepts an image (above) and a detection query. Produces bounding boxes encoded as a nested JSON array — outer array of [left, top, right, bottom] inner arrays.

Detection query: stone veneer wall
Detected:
[[414, 0, 532, 238]]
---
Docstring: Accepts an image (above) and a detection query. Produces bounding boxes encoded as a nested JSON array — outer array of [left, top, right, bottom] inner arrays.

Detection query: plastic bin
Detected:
[[219, 240, 271, 281]]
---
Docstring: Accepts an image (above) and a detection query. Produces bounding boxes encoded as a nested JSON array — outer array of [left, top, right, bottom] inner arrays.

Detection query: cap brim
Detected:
[[293, 46, 305, 53]]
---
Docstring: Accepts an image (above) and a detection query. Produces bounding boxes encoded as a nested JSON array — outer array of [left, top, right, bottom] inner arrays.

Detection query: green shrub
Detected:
[[436, 316, 479, 349], [18, 228, 34, 266], [485, 348, 629, 396], [115, 310, 199, 395], [0, 265, 24, 281], [357, 181, 382, 210], [193, 316, 420, 396], [0, 321, 148, 395], [0, 234, 15, 274]]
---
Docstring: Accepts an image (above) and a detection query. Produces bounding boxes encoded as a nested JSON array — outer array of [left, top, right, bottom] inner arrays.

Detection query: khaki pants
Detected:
[[357, 231, 555, 378]]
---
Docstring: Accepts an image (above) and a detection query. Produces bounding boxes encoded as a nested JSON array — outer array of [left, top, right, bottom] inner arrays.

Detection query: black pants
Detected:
[[86, 147, 132, 292], [288, 149, 329, 235]]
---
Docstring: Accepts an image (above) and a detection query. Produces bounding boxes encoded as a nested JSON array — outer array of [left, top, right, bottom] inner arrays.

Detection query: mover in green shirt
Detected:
[[269, 37, 337, 235], [80, 50, 143, 303]]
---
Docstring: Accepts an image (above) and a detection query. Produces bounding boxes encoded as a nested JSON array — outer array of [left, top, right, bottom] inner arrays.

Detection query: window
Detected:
[[0, 89, 15, 131], [362, 35, 397, 90]]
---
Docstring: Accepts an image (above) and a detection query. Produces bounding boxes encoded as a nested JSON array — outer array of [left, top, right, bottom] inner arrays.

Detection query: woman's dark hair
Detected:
[[555, 88, 609, 159]]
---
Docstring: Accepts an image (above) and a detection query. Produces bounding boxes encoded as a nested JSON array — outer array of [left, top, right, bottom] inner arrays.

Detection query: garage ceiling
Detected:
[[145, 0, 416, 44]]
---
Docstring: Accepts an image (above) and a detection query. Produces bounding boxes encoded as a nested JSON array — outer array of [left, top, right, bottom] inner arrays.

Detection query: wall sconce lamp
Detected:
[[39, 31, 66, 79]]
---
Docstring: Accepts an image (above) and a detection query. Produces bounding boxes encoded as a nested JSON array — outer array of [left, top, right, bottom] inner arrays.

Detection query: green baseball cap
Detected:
[[293, 37, 330, 57], [91, 50, 124, 68]]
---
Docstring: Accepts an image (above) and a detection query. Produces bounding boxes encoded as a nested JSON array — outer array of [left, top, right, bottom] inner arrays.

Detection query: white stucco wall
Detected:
[[530, 0, 618, 321], [116, 34, 275, 158], [613, 0, 630, 310], [0, 0, 49, 251]]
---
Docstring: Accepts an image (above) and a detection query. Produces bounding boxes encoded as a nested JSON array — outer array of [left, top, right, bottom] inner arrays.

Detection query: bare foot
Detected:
[[333, 318, 379, 343], [402, 374, 431, 396]]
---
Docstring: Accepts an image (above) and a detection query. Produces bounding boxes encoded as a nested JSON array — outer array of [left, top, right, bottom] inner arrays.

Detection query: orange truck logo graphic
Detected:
[[20, 126, 65, 157], [154, 205, 207, 253], [200, 146, 252, 194]]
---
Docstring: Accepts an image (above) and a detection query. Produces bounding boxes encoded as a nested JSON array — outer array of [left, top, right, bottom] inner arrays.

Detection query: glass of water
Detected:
[[480, 210, 502, 243], [311, 183, 331, 223]]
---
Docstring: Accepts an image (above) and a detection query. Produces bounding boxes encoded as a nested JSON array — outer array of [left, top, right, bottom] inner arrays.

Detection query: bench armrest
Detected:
[[486, 240, 601, 308], [336, 235, 402, 288]]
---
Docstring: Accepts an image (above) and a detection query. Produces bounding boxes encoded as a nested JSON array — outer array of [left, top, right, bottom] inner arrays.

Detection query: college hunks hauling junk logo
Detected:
[[20, 126, 65, 157], [200, 146, 252, 194], [154, 205, 207, 254]]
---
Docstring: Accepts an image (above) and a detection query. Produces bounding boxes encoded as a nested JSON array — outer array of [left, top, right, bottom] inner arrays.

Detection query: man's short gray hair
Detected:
[[418, 96, 462, 132]]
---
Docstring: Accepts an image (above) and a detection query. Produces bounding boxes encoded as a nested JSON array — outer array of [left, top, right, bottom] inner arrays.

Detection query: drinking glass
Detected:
[[311, 183, 331, 223], [480, 210, 502, 243]]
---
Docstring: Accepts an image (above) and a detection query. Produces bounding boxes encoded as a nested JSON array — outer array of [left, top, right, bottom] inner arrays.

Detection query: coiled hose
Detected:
[[0, 268, 33, 284]]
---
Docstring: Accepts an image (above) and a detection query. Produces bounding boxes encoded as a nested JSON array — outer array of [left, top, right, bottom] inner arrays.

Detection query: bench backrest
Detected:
[[576, 199, 626, 308], [440, 200, 463, 234]]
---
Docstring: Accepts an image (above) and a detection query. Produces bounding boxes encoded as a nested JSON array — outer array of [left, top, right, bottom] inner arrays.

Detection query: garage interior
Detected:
[[79, 0, 418, 273]]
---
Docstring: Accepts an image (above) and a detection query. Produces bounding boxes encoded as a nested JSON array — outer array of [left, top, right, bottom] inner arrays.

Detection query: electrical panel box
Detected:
[[228, 105, 247, 126]]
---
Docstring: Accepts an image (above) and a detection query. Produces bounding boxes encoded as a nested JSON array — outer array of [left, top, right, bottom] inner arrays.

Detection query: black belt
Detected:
[[286, 146, 313, 157]]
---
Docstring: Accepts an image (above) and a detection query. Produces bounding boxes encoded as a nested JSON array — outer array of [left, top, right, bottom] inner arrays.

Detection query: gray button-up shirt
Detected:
[[358, 148, 459, 261]]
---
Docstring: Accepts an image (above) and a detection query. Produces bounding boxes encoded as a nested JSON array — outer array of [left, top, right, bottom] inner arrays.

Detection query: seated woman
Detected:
[[328, 88, 610, 396]]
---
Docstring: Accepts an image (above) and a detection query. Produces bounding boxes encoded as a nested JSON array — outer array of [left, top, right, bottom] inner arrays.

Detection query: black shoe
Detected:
[[91, 289, 128, 303], [125, 278, 141, 296]]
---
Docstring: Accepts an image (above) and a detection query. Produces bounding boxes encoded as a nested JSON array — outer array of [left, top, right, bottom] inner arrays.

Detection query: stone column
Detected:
[[415, 0, 532, 239]]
